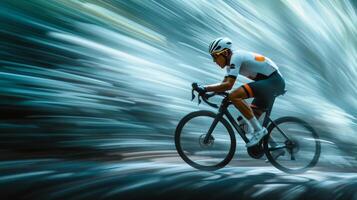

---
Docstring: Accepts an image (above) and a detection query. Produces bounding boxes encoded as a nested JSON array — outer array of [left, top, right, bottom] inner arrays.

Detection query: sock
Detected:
[[249, 117, 262, 131]]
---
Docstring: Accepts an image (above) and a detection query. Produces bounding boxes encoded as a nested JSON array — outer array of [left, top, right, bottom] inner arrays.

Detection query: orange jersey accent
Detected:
[[254, 54, 265, 62]]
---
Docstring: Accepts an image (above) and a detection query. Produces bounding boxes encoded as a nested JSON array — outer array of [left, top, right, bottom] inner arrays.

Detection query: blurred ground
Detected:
[[1, 150, 357, 200]]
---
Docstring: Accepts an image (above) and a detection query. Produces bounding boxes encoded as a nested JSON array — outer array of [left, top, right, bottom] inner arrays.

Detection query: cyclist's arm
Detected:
[[205, 55, 241, 92], [205, 76, 236, 92], [222, 76, 228, 83]]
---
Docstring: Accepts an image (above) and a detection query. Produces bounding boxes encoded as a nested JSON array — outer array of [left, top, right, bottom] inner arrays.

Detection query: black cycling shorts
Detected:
[[242, 71, 285, 110]]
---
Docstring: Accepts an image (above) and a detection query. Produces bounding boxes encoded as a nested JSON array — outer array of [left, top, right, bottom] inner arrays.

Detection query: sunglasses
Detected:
[[210, 49, 229, 61]]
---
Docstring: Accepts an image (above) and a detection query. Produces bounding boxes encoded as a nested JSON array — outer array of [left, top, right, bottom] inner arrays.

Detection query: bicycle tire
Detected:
[[263, 116, 321, 174], [175, 110, 236, 171]]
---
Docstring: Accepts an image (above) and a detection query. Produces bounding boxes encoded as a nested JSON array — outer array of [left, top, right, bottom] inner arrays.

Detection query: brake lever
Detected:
[[191, 88, 202, 105], [197, 94, 202, 105]]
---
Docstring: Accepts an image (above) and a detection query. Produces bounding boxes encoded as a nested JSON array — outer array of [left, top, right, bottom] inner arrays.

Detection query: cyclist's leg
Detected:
[[251, 102, 264, 119], [242, 81, 274, 146], [251, 96, 274, 120], [228, 87, 265, 119], [228, 84, 264, 133], [228, 86, 254, 119], [244, 72, 285, 147], [250, 79, 285, 155]]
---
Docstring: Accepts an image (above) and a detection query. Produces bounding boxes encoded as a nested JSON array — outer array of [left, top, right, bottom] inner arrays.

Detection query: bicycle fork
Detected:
[[203, 111, 223, 144]]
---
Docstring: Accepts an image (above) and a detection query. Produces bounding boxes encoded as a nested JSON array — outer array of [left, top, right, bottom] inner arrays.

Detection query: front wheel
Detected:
[[263, 116, 321, 174], [175, 110, 236, 171]]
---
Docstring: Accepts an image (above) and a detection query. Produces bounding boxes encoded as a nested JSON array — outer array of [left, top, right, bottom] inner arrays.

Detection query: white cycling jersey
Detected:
[[226, 50, 282, 81]]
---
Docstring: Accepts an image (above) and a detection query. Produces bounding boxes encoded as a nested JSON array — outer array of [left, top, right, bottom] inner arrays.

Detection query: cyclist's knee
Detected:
[[229, 93, 241, 101], [229, 88, 240, 100], [229, 87, 248, 100]]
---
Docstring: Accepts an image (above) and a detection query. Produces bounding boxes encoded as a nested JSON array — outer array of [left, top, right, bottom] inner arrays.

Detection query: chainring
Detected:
[[247, 141, 264, 159]]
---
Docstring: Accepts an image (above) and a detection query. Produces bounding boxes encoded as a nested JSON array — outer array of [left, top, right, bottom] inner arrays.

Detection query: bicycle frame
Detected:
[[204, 95, 291, 144]]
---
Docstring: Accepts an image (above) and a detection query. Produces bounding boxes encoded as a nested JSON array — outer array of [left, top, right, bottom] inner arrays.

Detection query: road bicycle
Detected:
[[174, 83, 321, 174]]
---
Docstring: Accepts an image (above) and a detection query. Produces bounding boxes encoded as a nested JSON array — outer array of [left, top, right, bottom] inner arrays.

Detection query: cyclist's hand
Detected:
[[192, 82, 207, 95], [197, 85, 207, 94]]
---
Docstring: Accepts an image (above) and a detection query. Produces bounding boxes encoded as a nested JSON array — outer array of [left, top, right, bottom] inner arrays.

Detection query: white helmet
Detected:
[[208, 37, 232, 54]]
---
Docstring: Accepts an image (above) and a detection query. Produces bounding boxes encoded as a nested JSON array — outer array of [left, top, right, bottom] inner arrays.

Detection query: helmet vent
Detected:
[[208, 37, 232, 53]]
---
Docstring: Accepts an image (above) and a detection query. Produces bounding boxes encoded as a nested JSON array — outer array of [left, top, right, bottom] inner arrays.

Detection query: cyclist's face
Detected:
[[211, 50, 228, 68], [215, 55, 226, 68]]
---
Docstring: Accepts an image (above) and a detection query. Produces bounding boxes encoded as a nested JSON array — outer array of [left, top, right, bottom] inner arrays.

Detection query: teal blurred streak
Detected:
[[0, 0, 356, 167]]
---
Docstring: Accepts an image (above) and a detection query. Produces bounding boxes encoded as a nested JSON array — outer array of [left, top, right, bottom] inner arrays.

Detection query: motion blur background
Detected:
[[0, 0, 356, 199]]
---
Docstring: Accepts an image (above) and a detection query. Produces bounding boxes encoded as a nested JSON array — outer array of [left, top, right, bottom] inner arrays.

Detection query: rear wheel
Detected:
[[175, 110, 236, 171], [263, 117, 321, 174]]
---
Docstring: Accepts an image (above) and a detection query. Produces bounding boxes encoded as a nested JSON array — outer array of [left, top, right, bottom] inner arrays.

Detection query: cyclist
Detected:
[[195, 37, 286, 147]]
